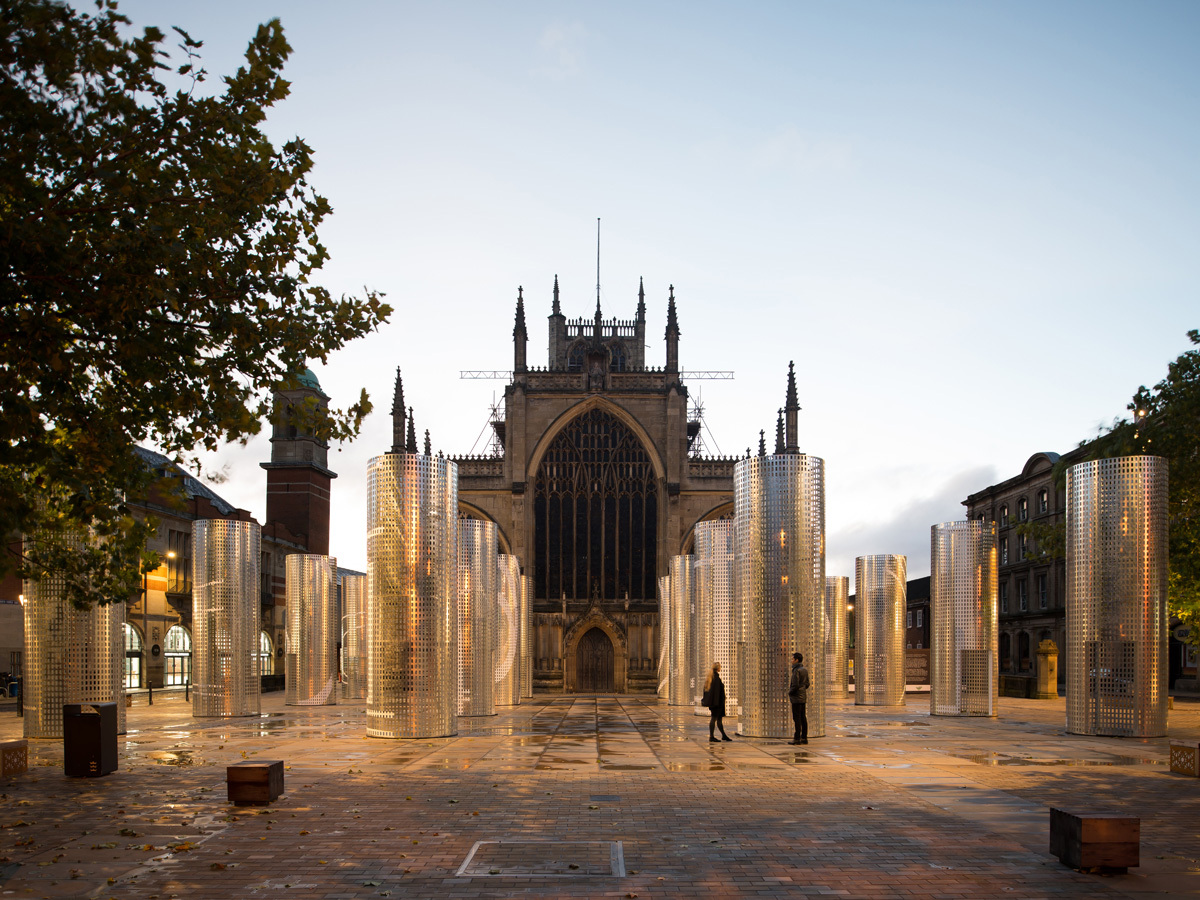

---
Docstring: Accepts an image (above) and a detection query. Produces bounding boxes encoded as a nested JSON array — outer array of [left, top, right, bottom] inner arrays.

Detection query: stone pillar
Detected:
[[1035, 640, 1059, 700]]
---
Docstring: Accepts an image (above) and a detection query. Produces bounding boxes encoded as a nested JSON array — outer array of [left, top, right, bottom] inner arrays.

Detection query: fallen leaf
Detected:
[[363, 881, 381, 887], [299, 830, 310, 836], [210, 863, 226, 871]]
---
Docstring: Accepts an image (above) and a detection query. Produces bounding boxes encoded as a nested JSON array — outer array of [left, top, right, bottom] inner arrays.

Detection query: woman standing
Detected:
[[704, 662, 732, 742]]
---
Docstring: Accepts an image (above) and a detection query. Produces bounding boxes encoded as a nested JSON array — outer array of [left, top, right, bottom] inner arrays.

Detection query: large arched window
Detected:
[[566, 341, 587, 372], [124, 623, 143, 689], [164, 625, 191, 686], [534, 408, 658, 602], [608, 341, 627, 372]]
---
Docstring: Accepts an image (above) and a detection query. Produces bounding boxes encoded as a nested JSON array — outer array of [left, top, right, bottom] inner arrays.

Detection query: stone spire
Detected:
[[636, 276, 646, 323], [390, 368, 406, 453], [552, 274, 561, 316], [513, 286, 527, 373], [775, 408, 785, 455], [406, 407, 417, 454], [665, 285, 680, 373], [758, 430, 767, 457], [785, 361, 801, 453], [592, 290, 602, 346], [424, 429, 431, 456], [548, 274, 567, 369]]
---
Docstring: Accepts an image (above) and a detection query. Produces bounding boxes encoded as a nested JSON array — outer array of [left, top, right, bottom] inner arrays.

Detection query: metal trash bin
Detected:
[[62, 703, 118, 777]]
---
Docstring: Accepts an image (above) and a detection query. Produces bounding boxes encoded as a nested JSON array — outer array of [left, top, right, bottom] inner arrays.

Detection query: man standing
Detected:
[[788, 652, 809, 745]]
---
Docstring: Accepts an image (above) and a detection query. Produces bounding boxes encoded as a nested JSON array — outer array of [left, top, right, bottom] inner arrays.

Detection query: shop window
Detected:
[[124, 623, 143, 689], [259, 631, 273, 677], [164, 625, 192, 686]]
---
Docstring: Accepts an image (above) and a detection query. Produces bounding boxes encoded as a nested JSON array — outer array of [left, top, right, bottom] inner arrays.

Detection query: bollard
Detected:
[[148, 683, 153, 706], [185, 681, 189, 702]]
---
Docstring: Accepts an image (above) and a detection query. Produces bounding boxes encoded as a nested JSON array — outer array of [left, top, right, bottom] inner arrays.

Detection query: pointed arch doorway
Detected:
[[576, 627, 615, 693]]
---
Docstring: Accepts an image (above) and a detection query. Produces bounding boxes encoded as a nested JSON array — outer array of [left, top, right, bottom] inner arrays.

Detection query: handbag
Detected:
[[701, 688, 712, 708]]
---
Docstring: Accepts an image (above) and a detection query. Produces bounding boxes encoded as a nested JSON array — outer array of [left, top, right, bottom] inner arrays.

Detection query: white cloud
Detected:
[[534, 22, 587, 80]]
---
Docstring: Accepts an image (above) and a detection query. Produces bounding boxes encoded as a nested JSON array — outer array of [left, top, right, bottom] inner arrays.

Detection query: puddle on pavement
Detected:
[[665, 763, 726, 771], [952, 752, 1163, 767], [146, 750, 200, 767], [602, 764, 658, 771]]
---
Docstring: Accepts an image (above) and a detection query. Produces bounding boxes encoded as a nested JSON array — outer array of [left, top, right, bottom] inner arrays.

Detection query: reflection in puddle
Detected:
[[953, 753, 1163, 767], [665, 763, 725, 771], [147, 750, 199, 767], [602, 764, 657, 771]]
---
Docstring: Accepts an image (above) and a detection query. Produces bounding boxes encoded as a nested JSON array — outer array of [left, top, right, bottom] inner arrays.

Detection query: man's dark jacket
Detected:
[[788, 661, 810, 704]]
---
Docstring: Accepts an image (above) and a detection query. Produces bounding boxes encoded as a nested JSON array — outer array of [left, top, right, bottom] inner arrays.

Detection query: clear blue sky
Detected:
[[115, 0, 1200, 583]]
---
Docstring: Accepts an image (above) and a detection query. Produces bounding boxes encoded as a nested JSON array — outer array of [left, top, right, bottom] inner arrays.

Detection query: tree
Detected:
[[1093, 330, 1200, 631], [0, 1, 391, 607]]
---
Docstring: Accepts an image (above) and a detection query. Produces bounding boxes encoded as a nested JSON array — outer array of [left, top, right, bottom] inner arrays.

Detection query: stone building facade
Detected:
[[411, 277, 795, 694]]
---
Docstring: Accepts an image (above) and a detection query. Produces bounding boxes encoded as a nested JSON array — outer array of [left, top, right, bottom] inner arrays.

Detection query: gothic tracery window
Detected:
[[534, 408, 658, 602], [567, 341, 586, 372]]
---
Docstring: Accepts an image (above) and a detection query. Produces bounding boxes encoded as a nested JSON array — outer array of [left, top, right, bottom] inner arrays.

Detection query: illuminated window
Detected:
[[1001, 538, 1008, 565], [123, 623, 143, 689], [164, 625, 192, 686], [259, 631, 273, 677]]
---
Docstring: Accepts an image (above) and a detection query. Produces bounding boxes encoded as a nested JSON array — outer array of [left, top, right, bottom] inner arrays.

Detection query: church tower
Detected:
[[260, 369, 337, 554]]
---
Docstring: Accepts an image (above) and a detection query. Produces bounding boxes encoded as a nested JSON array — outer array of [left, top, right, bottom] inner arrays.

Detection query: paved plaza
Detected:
[[0, 693, 1197, 899]]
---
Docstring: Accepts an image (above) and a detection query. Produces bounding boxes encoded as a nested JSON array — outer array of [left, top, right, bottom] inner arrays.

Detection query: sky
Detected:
[[113, 0, 1200, 586]]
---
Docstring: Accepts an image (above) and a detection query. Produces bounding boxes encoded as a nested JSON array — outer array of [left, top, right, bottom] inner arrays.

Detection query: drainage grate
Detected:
[[457, 840, 625, 877]]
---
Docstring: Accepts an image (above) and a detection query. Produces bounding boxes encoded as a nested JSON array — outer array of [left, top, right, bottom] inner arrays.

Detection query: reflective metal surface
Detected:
[[457, 520, 497, 717], [22, 529, 126, 738], [341, 574, 368, 700], [367, 453, 458, 739], [1066, 456, 1168, 737], [735, 454, 826, 738], [668, 556, 694, 706], [854, 554, 906, 707], [824, 576, 850, 699], [695, 520, 738, 711], [657, 575, 670, 697], [930, 522, 998, 717], [192, 520, 262, 718], [520, 575, 533, 700], [285, 554, 338, 706], [494, 554, 521, 707]]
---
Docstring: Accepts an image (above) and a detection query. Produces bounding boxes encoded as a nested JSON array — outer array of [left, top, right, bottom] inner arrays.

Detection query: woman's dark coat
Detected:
[[708, 672, 727, 717]]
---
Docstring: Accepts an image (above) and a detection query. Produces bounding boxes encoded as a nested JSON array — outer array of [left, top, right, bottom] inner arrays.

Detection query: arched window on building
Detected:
[[608, 341, 627, 372], [566, 341, 587, 372], [534, 407, 659, 602], [164, 625, 192, 686], [259, 631, 273, 677], [124, 623, 143, 689]]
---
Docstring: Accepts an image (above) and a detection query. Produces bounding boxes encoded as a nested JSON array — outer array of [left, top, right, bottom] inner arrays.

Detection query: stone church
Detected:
[[391, 277, 801, 694]]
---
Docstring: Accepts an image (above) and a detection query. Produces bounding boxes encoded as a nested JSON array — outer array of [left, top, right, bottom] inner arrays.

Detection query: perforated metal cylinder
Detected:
[[825, 576, 850, 699], [854, 554, 906, 707], [1066, 456, 1168, 737], [520, 575, 533, 700], [695, 520, 737, 711], [930, 522, 998, 716], [22, 531, 126, 739], [366, 452, 458, 739], [457, 520, 497, 717], [285, 554, 338, 706], [668, 555, 694, 706], [657, 575, 670, 697], [192, 519, 261, 717], [494, 554, 521, 707], [735, 454, 826, 738], [341, 574, 367, 700]]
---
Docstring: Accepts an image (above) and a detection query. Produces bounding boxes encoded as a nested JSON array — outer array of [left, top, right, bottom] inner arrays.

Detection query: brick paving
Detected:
[[0, 694, 1197, 899]]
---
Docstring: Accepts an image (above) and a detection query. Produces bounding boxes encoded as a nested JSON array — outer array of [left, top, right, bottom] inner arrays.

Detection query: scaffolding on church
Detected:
[[457, 519, 497, 717], [192, 519, 261, 718], [341, 573, 368, 700], [366, 452, 458, 739], [1065, 456, 1168, 737], [825, 575, 850, 700], [22, 528, 125, 739], [735, 454, 826, 738], [929, 522, 998, 717], [854, 554, 906, 707]]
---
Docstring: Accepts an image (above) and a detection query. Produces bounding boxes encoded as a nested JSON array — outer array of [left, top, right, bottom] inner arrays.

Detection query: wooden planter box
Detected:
[[227, 760, 284, 806], [1169, 741, 1200, 777], [1049, 808, 1139, 872]]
